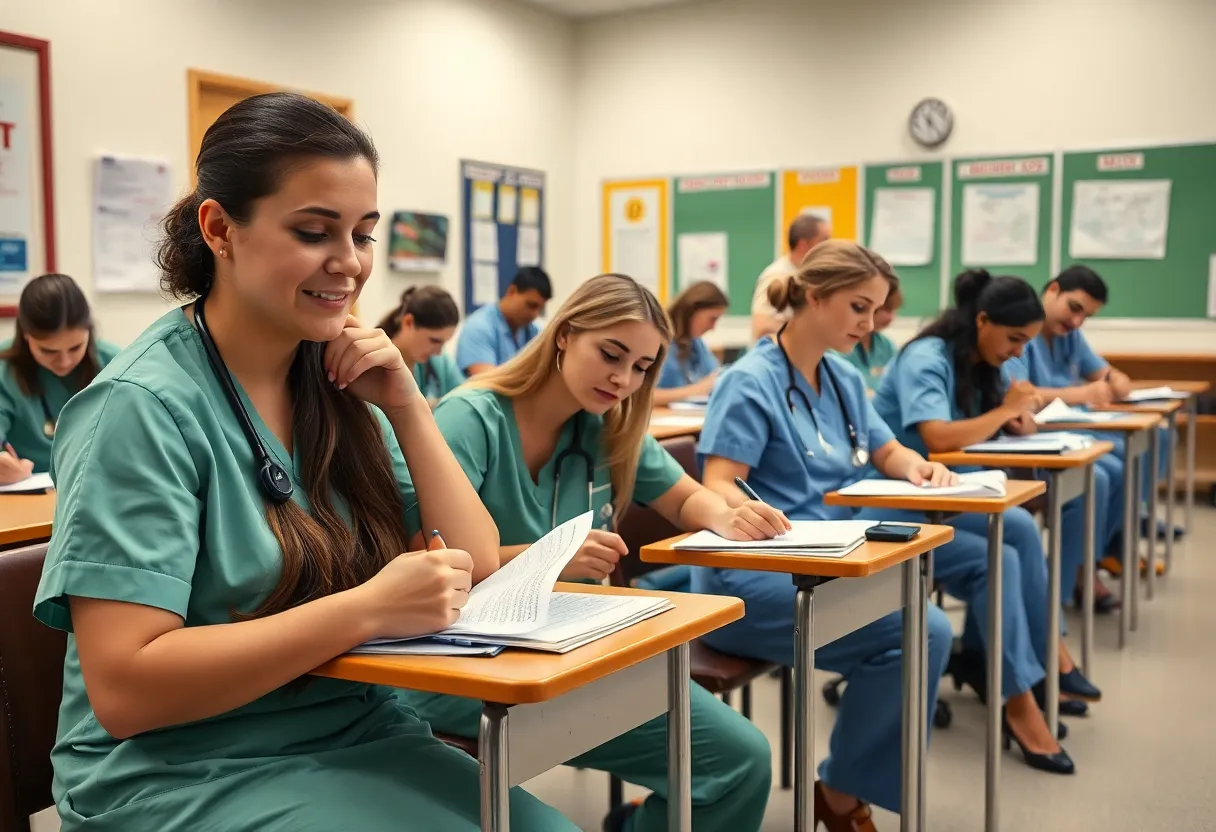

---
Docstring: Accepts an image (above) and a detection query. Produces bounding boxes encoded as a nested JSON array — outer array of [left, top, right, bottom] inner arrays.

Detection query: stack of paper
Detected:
[[673, 520, 876, 558], [669, 395, 710, 412], [1122, 387, 1189, 402], [0, 472, 54, 494], [352, 512, 674, 656], [650, 414, 706, 429], [964, 431, 1094, 454], [838, 470, 1008, 498], [1033, 399, 1120, 425]]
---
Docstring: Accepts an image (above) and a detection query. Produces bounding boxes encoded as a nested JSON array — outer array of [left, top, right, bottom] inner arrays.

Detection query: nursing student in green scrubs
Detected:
[[0, 272, 119, 480], [34, 93, 579, 832], [836, 284, 900, 392], [377, 285, 464, 407], [399, 273, 790, 832]]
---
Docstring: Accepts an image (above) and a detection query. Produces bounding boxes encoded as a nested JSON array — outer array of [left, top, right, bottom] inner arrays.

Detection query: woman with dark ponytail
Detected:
[[873, 269, 1103, 776], [0, 273, 119, 480], [377, 285, 463, 406], [33, 93, 576, 831]]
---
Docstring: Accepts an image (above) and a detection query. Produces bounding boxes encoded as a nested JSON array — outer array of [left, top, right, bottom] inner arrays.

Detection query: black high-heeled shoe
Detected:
[[1033, 680, 1089, 718], [1002, 711, 1076, 775], [1059, 667, 1102, 702], [949, 650, 1070, 737]]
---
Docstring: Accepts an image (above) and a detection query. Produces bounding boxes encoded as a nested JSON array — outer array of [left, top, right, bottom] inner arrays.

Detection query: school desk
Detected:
[[647, 408, 705, 441], [0, 492, 55, 550], [1126, 380, 1212, 533]]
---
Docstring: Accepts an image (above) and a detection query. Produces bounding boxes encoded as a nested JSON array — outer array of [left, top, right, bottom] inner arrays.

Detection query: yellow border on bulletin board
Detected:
[[780, 166, 860, 248], [602, 178, 671, 302]]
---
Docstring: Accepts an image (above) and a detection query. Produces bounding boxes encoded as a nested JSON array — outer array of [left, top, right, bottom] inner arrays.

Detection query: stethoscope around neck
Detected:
[[550, 413, 614, 531], [776, 324, 869, 468]]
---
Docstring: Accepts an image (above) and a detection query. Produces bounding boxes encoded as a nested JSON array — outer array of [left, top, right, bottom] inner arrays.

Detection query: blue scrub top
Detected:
[[698, 337, 894, 521], [1013, 329, 1107, 389], [873, 336, 1017, 460], [658, 337, 720, 389], [454, 303, 539, 374]]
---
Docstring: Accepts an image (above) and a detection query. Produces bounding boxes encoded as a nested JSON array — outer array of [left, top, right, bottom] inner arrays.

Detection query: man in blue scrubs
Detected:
[[456, 267, 551, 376]]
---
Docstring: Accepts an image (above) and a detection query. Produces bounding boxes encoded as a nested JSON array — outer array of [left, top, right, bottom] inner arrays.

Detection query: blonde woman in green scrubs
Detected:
[[34, 93, 579, 831], [399, 273, 791, 832], [0, 272, 119, 480]]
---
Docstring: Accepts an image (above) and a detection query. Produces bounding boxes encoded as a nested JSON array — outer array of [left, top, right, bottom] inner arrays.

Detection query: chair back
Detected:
[[613, 436, 698, 587]]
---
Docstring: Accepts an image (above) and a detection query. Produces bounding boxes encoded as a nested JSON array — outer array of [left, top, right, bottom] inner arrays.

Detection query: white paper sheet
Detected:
[[92, 156, 174, 293], [838, 470, 1007, 499], [472, 262, 499, 307], [471, 180, 495, 220], [471, 219, 499, 263], [497, 184, 517, 225], [675, 520, 877, 551], [609, 187, 661, 294], [1033, 398, 1120, 425], [676, 232, 728, 291], [963, 432, 1094, 454], [869, 188, 935, 266], [517, 225, 541, 267], [0, 472, 54, 493], [1069, 180, 1171, 260], [649, 415, 706, 428], [520, 187, 540, 226], [961, 182, 1040, 266], [1123, 387, 1189, 402]]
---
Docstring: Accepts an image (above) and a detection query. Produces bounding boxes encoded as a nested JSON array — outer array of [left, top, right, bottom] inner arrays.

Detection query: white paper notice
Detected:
[[473, 262, 499, 307], [1069, 179, 1171, 260], [800, 206, 832, 227], [677, 232, 728, 291], [962, 182, 1040, 266], [520, 187, 540, 226], [92, 156, 174, 293], [1208, 254, 1216, 319], [497, 184, 517, 225], [471, 180, 494, 220], [471, 219, 499, 263], [517, 225, 541, 267], [609, 187, 662, 294], [869, 188, 935, 266]]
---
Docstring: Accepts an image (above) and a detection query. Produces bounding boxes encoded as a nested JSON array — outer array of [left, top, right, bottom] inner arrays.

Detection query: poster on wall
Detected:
[[0, 80, 32, 296], [869, 187, 935, 267], [388, 211, 448, 272], [92, 155, 174, 293], [1069, 179, 1171, 260], [676, 231, 728, 292], [605, 181, 666, 298], [961, 182, 1040, 266]]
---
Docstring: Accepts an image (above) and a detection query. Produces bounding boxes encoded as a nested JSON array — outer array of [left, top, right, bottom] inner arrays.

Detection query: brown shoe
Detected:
[[814, 780, 877, 831]]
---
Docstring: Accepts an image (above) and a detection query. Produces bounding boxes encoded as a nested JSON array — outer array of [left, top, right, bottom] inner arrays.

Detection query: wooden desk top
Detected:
[[648, 407, 705, 440], [1042, 412, 1161, 433], [311, 583, 741, 704], [640, 523, 954, 578], [1129, 380, 1211, 395], [1104, 353, 1216, 364], [929, 441, 1115, 471], [1095, 400, 1183, 415], [824, 478, 1046, 515], [0, 492, 55, 548]]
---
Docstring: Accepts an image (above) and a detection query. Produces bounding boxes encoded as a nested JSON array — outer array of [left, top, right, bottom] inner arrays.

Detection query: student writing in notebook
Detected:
[[377, 285, 464, 407], [654, 280, 727, 405], [397, 273, 789, 832], [696, 241, 957, 831], [873, 269, 1103, 774], [0, 273, 120, 481], [33, 94, 581, 832]]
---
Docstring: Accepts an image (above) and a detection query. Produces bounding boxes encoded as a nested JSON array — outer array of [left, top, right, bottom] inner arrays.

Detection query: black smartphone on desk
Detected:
[[865, 523, 921, 542]]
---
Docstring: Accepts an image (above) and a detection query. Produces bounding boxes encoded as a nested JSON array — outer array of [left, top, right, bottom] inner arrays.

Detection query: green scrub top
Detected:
[[835, 331, 896, 392], [0, 338, 120, 472], [412, 352, 464, 406], [31, 308, 570, 832]]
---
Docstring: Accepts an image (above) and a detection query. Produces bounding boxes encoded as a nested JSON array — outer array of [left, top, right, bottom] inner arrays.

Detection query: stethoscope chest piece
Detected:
[[43, 419, 56, 439], [852, 447, 870, 468]]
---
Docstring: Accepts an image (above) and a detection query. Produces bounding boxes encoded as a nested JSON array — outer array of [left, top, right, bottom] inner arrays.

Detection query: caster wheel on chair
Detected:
[[934, 700, 952, 729], [822, 677, 844, 707]]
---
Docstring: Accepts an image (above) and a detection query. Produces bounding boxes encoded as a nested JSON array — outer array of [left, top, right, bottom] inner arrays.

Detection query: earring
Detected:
[[219, 247, 227, 258], [555, 350, 564, 373]]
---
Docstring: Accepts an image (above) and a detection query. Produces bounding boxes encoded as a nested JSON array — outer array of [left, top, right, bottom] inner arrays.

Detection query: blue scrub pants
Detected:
[[1057, 463, 1112, 600], [1093, 424, 1172, 561], [691, 566, 952, 814]]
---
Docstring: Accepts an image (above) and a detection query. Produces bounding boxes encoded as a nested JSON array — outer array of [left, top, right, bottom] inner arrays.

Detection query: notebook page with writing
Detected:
[[838, 470, 1007, 498]]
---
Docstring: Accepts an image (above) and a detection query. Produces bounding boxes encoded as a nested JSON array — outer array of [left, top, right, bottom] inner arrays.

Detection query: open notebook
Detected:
[[352, 512, 673, 657], [1121, 387, 1189, 402], [963, 431, 1095, 455], [1034, 399, 1120, 425], [673, 520, 876, 558], [0, 472, 54, 494], [838, 469, 1008, 499]]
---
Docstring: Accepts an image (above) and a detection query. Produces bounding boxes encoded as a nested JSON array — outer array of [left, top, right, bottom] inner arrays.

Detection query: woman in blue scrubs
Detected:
[[698, 239, 957, 831], [874, 270, 1102, 773], [397, 273, 789, 832], [655, 280, 726, 405], [34, 93, 580, 831], [0, 273, 120, 480], [377, 285, 464, 407]]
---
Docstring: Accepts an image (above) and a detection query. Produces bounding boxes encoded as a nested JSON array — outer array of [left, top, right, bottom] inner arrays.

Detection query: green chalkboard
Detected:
[[949, 154, 1054, 292], [1060, 143, 1216, 318], [671, 172, 777, 316], [862, 161, 944, 317]]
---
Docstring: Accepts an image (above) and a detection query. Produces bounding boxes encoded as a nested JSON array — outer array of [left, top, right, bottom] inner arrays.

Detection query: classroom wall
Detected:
[[573, 0, 1216, 353], [1, 0, 576, 346]]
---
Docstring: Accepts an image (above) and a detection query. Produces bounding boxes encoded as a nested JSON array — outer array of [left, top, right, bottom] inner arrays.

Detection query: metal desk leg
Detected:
[[1165, 411, 1177, 574], [1081, 465, 1096, 679], [1122, 452, 1138, 645], [919, 550, 933, 832], [480, 704, 510, 832], [986, 512, 1004, 832], [900, 554, 925, 831], [1045, 474, 1063, 739], [794, 579, 818, 832], [667, 643, 692, 832], [1146, 428, 1160, 601], [1186, 396, 1197, 533]]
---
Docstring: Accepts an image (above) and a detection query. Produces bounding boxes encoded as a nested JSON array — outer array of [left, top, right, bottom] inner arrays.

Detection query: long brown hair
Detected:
[[0, 273, 100, 397], [376, 286, 459, 337], [768, 239, 898, 313], [469, 273, 671, 520], [666, 281, 728, 364], [155, 92, 409, 618]]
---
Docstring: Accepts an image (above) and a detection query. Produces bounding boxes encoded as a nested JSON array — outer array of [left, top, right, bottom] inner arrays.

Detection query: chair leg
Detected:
[[721, 689, 734, 708], [935, 587, 945, 608], [780, 666, 793, 790], [741, 682, 753, 720], [609, 774, 624, 811]]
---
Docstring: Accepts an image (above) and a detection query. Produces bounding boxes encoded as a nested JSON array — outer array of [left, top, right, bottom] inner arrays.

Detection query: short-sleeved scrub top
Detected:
[[1015, 328, 1107, 389], [454, 303, 539, 374], [835, 331, 896, 392], [413, 352, 464, 406], [33, 308, 575, 832], [658, 338, 720, 390], [0, 338, 120, 472]]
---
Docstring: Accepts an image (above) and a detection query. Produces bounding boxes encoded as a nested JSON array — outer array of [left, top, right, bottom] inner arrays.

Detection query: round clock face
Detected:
[[909, 98, 953, 148]]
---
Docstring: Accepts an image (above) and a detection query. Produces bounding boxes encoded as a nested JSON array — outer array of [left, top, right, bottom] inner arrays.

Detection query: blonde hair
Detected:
[[767, 239, 898, 313], [470, 274, 672, 520]]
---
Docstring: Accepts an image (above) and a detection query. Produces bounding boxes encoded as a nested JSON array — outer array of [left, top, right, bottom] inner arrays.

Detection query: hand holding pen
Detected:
[[725, 476, 791, 541]]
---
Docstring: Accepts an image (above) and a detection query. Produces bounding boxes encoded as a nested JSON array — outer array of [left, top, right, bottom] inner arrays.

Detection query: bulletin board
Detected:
[[780, 165, 860, 244], [862, 161, 944, 317], [1059, 142, 1216, 319], [671, 172, 777, 316], [460, 159, 545, 315], [601, 177, 670, 302], [949, 154, 1054, 288]]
